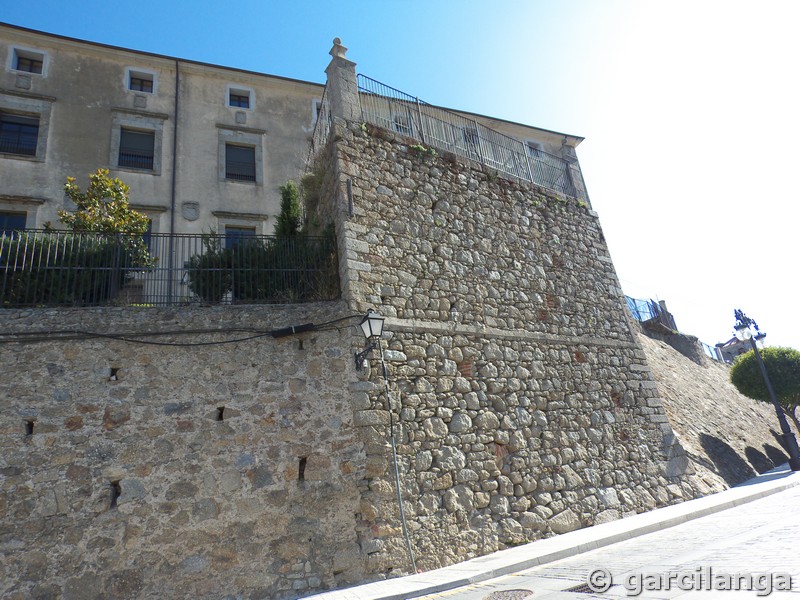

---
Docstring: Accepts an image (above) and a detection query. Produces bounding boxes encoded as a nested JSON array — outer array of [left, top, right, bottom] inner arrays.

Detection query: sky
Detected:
[[3, 0, 798, 349]]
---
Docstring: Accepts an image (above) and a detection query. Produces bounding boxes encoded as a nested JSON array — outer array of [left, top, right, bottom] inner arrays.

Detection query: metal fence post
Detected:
[[415, 97, 426, 144]]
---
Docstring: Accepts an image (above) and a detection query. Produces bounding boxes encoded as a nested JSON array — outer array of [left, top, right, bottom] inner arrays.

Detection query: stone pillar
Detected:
[[325, 38, 360, 121]]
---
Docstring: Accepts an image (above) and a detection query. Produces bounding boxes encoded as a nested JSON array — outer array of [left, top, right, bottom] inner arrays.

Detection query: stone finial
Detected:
[[330, 37, 348, 59]]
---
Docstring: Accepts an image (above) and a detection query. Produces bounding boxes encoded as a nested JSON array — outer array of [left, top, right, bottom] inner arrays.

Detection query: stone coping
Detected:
[[308, 466, 800, 600]]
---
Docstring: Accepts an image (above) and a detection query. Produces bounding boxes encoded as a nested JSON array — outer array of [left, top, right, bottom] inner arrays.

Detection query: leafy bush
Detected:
[[185, 232, 338, 304], [730, 346, 800, 409]]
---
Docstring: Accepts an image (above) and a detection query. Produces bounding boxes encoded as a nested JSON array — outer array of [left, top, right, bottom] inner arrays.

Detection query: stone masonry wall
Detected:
[[0, 302, 369, 600], [317, 121, 707, 576]]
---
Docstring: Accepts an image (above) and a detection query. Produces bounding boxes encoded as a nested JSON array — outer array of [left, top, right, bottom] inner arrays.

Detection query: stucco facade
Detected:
[[0, 23, 585, 239]]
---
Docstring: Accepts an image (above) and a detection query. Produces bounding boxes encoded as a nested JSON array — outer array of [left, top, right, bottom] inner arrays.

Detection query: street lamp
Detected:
[[355, 309, 385, 370], [734, 309, 800, 471]]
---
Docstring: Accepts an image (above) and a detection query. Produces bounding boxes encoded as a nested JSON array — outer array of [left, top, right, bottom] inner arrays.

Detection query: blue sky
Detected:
[[3, 0, 798, 349]]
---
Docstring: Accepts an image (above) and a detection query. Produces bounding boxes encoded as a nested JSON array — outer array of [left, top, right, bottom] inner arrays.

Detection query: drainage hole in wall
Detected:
[[109, 367, 120, 381], [298, 339, 304, 350], [25, 420, 34, 436], [109, 480, 122, 509], [216, 407, 225, 422], [298, 457, 307, 481]]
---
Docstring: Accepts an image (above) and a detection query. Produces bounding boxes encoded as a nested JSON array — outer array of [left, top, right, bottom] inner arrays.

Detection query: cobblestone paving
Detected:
[[417, 483, 800, 599]]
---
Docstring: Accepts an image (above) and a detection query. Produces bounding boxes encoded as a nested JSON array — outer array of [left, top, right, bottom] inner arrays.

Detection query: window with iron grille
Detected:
[[0, 112, 39, 156], [118, 129, 155, 170], [225, 144, 256, 182], [224, 225, 256, 248], [229, 92, 250, 108], [129, 73, 154, 93], [0, 211, 27, 235], [13, 50, 44, 74]]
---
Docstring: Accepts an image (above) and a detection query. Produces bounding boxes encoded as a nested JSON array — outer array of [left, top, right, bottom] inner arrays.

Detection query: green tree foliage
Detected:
[[59, 169, 154, 268], [273, 181, 301, 237], [59, 169, 150, 236], [730, 347, 800, 409], [1, 170, 155, 307]]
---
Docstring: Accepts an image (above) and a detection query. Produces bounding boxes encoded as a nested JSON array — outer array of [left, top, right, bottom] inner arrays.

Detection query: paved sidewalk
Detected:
[[308, 466, 800, 600]]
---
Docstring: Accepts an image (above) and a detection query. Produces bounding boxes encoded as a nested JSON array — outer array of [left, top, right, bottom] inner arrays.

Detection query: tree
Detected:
[[273, 180, 301, 237], [730, 347, 800, 432], [59, 169, 150, 236], [58, 169, 153, 268]]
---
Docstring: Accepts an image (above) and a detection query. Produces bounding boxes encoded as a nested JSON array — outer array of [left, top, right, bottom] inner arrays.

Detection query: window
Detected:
[[110, 111, 165, 174], [226, 86, 253, 109], [224, 225, 256, 248], [225, 144, 256, 182], [0, 211, 26, 235], [0, 112, 39, 156], [229, 92, 250, 108], [12, 49, 45, 74], [129, 71, 154, 93], [118, 129, 155, 170]]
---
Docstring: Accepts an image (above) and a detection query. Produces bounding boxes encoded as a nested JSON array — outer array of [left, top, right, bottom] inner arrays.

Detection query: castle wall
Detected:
[[318, 121, 703, 574], [0, 303, 369, 599]]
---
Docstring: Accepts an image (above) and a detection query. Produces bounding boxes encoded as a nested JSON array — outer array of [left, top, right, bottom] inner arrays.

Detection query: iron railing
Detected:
[[356, 74, 587, 201], [118, 151, 154, 170], [0, 230, 339, 308], [625, 296, 678, 330]]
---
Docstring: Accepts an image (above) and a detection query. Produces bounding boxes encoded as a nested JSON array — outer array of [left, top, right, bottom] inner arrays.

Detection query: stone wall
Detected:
[[0, 302, 369, 599], [2, 117, 769, 599], [635, 324, 794, 488], [318, 122, 706, 575]]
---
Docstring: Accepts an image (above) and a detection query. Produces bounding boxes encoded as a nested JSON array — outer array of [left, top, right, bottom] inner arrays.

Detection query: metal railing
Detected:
[[625, 296, 678, 330], [118, 151, 154, 170], [1, 230, 339, 308], [356, 74, 586, 201]]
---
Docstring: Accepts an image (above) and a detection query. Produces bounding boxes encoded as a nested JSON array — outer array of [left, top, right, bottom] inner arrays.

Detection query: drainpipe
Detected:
[[167, 59, 180, 304]]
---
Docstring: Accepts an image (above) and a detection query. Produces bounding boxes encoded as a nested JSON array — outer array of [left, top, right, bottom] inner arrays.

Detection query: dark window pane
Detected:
[[0, 112, 39, 156], [15, 55, 43, 74], [225, 226, 256, 248], [119, 129, 155, 170], [130, 76, 153, 93], [0, 212, 26, 235], [225, 145, 256, 181], [229, 93, 250, 108]]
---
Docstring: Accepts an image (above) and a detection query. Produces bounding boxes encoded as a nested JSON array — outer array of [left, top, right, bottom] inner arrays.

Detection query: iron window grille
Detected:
[[225, 144, 256, 181], [118, 129, 155, 170], [0, 112, 39, 156]]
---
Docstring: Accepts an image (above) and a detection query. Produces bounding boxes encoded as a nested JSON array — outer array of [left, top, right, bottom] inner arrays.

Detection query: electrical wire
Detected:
[[0, 314, 364, 346]]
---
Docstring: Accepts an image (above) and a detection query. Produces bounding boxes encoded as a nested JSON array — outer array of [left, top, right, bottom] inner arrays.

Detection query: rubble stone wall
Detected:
[[0, 302, 368, 600], [319, 122, 706, 574]]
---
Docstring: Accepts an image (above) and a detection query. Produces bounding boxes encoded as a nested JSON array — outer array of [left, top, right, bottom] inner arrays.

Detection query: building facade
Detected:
[[1, 23, 586, 243]]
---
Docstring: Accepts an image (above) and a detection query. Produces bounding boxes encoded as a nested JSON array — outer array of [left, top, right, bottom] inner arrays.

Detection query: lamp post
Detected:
[[355, 309, 385, 370], [734, 309, 800, 471]]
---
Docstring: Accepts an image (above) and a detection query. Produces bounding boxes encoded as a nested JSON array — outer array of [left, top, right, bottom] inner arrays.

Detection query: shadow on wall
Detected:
[[698, 433, 756, 486], [744, 446, 778, 474]]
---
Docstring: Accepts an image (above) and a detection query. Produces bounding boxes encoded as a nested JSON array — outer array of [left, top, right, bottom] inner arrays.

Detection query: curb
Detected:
[[308, 468, 800, 600]]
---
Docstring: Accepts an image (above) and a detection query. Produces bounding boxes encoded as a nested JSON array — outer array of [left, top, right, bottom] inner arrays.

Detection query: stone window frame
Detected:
[[212, 210, 270, 238], [124, 67, 157, 95], [7, 46, 49, 77], [109, 110, 167, 176], [0, 195, 46, 230], [226, 84, 255, 111], [0, 92, 53, 163], [216, 125, 264, 186]]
